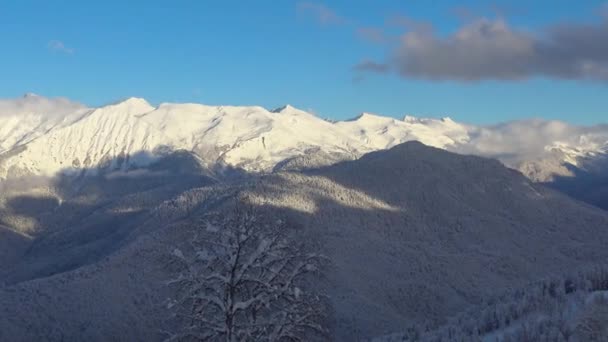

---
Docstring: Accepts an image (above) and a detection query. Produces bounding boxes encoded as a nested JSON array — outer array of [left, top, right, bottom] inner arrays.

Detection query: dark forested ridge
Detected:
[[1, 142, 607, 341]]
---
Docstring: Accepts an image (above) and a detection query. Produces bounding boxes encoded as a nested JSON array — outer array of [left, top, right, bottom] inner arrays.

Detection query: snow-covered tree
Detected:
[[165, 204, 327, 342], [372, 267, 608, 342]]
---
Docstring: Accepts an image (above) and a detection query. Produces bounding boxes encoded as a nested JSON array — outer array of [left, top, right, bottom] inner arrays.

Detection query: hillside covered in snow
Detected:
[[1, 141, 608, 341], [0, 93, 607, 339], [1, 94, 606, 184]]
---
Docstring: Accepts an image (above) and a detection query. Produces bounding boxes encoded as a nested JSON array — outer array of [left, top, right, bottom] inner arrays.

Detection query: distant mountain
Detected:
[[248, 142, 608, 340], [2, 142, 608, 341], [0, 94, 89, 154], [0, 96, 471, 179], [2, 95, 608, 340], [542, 152, 608, 210], [0, 95, 605, 185]]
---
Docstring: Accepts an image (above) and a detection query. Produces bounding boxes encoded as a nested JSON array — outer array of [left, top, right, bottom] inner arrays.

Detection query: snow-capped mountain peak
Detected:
[[23, 92, 41, 99], [272, 104, 296, 113], [353, 112, 393, 123], [0, 95, 606, 182], [0, 95, 90, 155], [106, 97, 155, 114]]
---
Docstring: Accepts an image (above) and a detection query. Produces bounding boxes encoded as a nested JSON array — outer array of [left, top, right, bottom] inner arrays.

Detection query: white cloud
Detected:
[[450, 119, 608, 166], [358, 10, 608, 81], [0, 93, 86, 118], [47, 40, 75, 54]]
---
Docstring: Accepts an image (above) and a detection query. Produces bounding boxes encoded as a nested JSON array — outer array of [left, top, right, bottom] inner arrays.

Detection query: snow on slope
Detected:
[[547, 139, 608, 165], [0, 94, 606, 180], [0, 94, 89, 154], [0, 96, 472, 178], [456, 120, 608, 180], [0, 98, 163, 178], [336, 113, 469, 150], [137, 103, 360, 171]]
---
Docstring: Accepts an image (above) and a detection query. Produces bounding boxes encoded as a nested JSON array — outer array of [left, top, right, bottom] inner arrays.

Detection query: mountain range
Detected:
[[1, 140, 608, 340], [1, 94, 606, 183], [1, 94, 608, 341]]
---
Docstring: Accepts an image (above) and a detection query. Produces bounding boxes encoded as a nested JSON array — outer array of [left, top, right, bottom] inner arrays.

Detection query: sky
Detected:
[[0, 0, 607, 125]]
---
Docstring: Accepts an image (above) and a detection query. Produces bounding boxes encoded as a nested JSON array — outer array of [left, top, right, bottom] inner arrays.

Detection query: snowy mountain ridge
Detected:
[[0, 94, 605, 180]]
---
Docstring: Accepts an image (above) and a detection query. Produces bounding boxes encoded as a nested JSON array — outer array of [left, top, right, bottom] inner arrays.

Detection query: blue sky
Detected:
[[0, 0, 606, 124]]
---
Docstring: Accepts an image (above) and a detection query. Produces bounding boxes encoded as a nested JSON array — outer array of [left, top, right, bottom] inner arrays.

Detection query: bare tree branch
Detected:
[[165, 203, 327, 341]]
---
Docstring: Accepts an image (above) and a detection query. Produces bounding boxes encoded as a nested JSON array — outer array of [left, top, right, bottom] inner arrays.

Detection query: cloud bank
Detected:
[[451, 119, 608, 166], [0, 94, 86, 118], [357, 14, 608, 81]]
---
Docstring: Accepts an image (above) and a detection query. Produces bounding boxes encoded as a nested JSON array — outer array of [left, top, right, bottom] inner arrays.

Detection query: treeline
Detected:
[[375, 267, 608, 342]]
